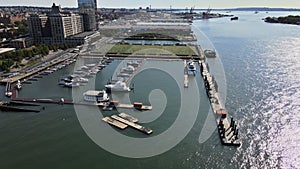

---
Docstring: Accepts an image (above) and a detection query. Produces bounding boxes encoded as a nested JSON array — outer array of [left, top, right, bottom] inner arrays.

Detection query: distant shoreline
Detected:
[[0, 6, 300, 12], [264, 15, 300, 25]]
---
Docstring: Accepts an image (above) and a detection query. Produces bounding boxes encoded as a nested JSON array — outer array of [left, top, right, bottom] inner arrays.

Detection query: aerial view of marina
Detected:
[[0, 0, 299, 169]]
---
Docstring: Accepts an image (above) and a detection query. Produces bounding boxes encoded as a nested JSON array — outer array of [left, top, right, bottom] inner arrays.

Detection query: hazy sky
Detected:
[[1, 0, 300, 9]]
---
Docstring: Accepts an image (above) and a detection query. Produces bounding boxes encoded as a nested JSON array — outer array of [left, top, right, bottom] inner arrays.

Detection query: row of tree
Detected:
[[0, 43, 76, 72]]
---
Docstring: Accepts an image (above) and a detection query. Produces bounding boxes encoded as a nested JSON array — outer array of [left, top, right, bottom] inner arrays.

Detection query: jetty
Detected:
[[199, 59, 241, 146]]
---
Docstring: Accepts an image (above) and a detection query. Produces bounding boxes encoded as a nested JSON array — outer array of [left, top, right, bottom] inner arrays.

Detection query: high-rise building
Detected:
[[78, 0, 97, 31], [28, 3, 84, 44]]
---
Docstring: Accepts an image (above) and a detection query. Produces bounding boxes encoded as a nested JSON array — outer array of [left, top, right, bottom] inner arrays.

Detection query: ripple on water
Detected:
[[229, 37, 300, 168]]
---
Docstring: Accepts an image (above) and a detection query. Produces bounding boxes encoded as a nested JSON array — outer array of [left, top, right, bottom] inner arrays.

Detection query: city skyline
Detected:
[[1, 0, 300, 9]]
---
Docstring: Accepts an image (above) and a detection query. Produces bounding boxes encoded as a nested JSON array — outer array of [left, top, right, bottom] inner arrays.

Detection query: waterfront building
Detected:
[[28, 3, 84, 44], [78, 0, 97, 31]]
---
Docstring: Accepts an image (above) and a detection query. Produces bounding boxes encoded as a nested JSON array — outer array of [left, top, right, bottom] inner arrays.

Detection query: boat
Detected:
[[74, 77, 89, 83], [127, 61, 140, 67], [80, 65, 89, 70], [230, 17, 238, 21], [83, 90, 109, 102], [105, 80, 131, 92], [16, 80, 22, 90], [64, 82, 80, 88], [187, 60, 196, 72], [117, 73, 131, 77], [204, 50, 217, 58], [86, 63, 96, 67], [121, 65, 135, 73]]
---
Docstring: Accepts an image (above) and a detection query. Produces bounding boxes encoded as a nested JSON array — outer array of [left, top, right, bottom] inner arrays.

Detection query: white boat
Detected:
[[16, 80, 22, 90], [64, 82, 80, 88], [86, 63, 96, 67], [80, 65, 89, 70], [75, 77, 89, 83], [105, 80, 131, 92], [117, 73, 131, 77], [83, 90, 109, 102], [121, 65, 135, 73], [127, 61, 140, 67]]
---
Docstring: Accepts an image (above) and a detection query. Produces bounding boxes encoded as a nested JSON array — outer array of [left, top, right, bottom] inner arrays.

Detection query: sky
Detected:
[[1, 0, 300, 9]]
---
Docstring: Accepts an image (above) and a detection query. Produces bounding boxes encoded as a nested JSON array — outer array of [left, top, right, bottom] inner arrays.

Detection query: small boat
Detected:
[[121, 65, 135, 73], [127, 61, 140, 67], [75, 77, 89, 83], [16, 80, 22, 90], [64, 82, 80, 88], [105, 80, 131, 92], [117, 73, 131, 77], [86, 63, 96, 67], [204, 50, 217, 58], [80, 65, 89, 70], [187, 60, 196, 72], [230, 17, 238, 21]]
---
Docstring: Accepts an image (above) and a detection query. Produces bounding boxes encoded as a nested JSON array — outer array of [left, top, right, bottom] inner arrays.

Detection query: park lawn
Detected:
[[95, 44, 198, 56]]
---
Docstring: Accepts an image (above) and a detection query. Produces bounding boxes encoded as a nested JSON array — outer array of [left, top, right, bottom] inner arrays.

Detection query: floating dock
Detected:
[[111, 115, 153, 135], [102, 117, 128, 129]]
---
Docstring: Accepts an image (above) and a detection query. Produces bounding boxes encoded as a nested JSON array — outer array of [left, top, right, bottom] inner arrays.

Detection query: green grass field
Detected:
[[94, 44, 198, 56]]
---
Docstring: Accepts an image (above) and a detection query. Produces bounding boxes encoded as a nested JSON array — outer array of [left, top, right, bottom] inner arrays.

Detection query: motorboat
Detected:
[[64, 82, 80, 88], [105, 80, 131, 92], [83, 90, 109, 102]]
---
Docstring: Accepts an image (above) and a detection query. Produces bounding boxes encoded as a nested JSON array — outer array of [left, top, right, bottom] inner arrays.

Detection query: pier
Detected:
[[111, 115, 153, 134], [199, 59, 241, 146], [102, 117, 128, 129]]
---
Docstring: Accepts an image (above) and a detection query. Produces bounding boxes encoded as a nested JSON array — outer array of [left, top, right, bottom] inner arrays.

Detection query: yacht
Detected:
[[83, 90, 109, 102], [105, 81, 131, 92]]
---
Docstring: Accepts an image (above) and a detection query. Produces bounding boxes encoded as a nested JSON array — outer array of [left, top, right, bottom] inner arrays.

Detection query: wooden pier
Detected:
[[111, 115, 153, 134]]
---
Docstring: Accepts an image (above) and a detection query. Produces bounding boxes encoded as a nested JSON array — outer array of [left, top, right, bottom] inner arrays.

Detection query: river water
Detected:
[[0, 11, 299, 169]]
